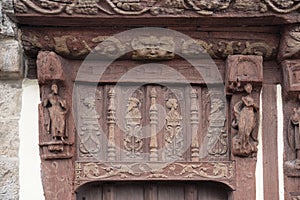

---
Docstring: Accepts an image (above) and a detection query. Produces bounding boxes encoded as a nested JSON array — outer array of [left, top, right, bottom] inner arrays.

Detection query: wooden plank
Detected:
[[262, 84, 279, 200]]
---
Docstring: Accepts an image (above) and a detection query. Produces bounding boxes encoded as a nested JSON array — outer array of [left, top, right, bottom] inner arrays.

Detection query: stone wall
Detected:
[[0, 0, 23, 199]]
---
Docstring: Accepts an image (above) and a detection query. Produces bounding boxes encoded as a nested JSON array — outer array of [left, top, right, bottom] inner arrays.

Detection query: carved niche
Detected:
[[37, 51, 73, 160], [284, 60, 300, 177], [226, 55, 263, 158]]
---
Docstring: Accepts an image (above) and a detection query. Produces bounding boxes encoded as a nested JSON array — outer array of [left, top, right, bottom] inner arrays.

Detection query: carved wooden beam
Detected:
[[37, 51, 75, 199], [13, 0, 300, 26]]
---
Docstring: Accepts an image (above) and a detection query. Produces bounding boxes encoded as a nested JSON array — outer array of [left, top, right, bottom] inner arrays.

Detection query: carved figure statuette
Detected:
[[286, 94, 300, 170], [43, 83, 68, 142], [232, 83, 259, 157]]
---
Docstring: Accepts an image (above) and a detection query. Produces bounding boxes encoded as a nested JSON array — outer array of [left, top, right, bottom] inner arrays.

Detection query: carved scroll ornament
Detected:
[[14, 0, 300, 16], [75, 161, 235, 187]]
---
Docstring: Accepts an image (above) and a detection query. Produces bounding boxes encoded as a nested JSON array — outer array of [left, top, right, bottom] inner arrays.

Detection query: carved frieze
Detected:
[[14, 0, 300, 16], [22, 29, 277, 60], [75, 161, 235, 188]]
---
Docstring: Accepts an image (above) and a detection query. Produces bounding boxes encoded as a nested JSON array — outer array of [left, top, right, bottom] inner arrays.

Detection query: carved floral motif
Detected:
[[124, 97, 143, 158], [165, 98, 183, 160]]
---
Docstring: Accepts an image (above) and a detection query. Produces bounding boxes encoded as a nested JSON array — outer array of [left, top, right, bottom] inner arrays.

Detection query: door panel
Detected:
[[76, 182, 230, 200]]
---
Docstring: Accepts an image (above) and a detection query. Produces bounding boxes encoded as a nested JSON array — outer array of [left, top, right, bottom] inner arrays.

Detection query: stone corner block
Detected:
[[0, 40, 23, 79]]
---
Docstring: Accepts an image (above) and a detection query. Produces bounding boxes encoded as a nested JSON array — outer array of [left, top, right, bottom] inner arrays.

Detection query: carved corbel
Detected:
[[37, 51, 73, 160], [226, 55, 263, 157], [278, 25, 300, 62]]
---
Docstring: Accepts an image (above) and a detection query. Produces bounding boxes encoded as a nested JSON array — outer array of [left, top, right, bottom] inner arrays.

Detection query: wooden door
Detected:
[[76, 181, 230, 200]]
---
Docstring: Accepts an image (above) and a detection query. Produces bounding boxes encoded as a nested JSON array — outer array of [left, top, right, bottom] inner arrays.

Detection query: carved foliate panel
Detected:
[[14, 0, 300, 17], [74, 83, 230, 164]]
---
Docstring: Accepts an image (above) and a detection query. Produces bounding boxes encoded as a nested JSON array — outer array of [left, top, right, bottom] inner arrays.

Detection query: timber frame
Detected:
[[13, 0, 300, 199]]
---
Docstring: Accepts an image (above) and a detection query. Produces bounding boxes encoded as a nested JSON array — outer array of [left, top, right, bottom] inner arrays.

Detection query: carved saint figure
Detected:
[[43, 83, 67, 141], [287, 94, 300, 169], [232, 83, 258, 157]]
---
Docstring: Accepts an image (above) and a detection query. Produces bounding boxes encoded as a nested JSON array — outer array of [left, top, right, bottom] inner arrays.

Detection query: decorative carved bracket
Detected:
[[226, 55, 263, 158]]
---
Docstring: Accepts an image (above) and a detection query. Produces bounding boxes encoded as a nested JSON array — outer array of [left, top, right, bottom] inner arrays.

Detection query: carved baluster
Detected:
[[190, 89, 199, 161], [107, 88, 116, 161], [149, 88, 158, 161]]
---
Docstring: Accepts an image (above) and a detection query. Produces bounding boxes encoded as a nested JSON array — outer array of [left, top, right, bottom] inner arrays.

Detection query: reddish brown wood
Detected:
[[262, 84, 279, 200]]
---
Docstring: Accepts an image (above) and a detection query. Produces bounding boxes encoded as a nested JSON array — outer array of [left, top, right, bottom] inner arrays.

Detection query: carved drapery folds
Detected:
[[226, 55, 263, 158]]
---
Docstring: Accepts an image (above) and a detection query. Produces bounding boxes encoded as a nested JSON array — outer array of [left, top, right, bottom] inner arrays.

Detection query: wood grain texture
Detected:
[[262, 84, 279, 200]]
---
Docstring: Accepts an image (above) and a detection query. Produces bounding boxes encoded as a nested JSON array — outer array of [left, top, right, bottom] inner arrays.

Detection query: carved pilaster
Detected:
[[107, 88, 116, 161], [149, 88, 159, 161], [190, 88, 199, 161]]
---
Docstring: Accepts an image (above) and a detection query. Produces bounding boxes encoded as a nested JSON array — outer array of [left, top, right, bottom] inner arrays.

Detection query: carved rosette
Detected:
[[226, 55, 263, 158]]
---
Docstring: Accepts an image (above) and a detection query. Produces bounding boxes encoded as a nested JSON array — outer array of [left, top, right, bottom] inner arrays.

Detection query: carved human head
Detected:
[[166, 98, 178, 109], [244, 83, 252, 94], [51, 83, 58, 94]]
